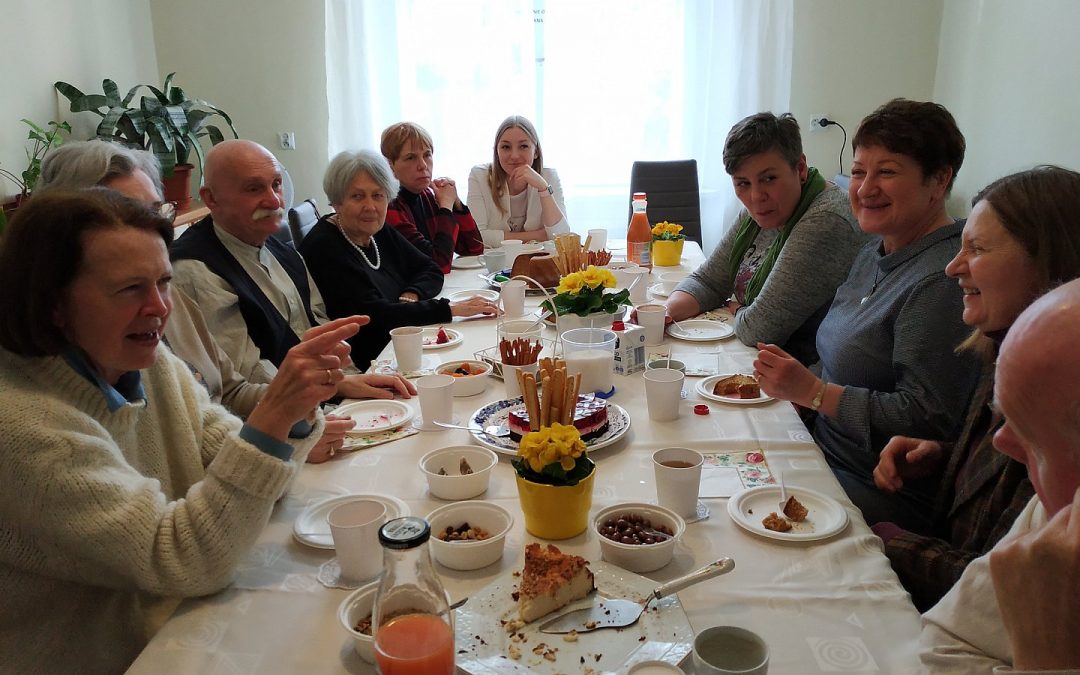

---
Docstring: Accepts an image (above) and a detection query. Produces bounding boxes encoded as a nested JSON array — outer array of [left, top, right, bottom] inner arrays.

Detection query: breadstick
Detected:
[[515, 367, 526, 397], [540, 374, 552, 427], [583, 234, 592, 257], [524, 372, 540, 431]]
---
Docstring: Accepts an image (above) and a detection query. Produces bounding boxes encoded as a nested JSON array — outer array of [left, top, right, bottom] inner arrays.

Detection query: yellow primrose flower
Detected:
[[557, 272, 585, 295], [517, 422, 586, 473]]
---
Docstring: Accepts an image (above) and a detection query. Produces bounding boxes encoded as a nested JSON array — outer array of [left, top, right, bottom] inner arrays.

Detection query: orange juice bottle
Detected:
[[626, 192, 652, 268], [373, 517, 454, 675]]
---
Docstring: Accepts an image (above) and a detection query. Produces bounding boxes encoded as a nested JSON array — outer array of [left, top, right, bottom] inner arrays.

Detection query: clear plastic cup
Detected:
[[561, 328, 617, 394]]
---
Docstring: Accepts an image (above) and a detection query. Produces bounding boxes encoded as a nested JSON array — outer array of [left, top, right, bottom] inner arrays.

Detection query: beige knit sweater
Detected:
[[0, 345, 317, 674]]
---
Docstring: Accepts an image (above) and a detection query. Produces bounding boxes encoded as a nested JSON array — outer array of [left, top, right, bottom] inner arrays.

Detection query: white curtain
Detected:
[[325, 0, 792, 253]]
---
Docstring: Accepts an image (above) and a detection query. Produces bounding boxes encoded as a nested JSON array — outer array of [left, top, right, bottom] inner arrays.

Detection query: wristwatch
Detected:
[[541, 184, 554, 196], [810, 380, 828, 411]]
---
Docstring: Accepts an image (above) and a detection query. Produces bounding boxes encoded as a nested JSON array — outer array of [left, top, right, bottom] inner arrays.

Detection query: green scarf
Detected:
[[727, 166, 825, 306]]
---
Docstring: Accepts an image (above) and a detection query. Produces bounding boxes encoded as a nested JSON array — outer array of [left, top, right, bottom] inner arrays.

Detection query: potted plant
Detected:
[[54, 73, 238, 209], [513, 422, 595, 539], [0, 119, 71, 203], [651, 221, 686, 266], [540, 266, 631, 333]]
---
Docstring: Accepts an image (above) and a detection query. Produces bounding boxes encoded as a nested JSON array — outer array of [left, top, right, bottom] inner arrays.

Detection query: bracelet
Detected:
[[809, 380, 828, 411], [398, 295, 417, 303]]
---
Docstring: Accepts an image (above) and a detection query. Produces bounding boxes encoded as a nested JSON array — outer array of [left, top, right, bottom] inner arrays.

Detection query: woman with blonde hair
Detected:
[[467, 115, 570, 241]]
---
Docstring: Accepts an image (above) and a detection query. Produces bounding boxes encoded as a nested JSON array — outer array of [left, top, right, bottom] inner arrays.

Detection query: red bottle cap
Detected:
[[632, 192, 647, 200], [611, 320, 625, 331], [694, 404, 710, 415]]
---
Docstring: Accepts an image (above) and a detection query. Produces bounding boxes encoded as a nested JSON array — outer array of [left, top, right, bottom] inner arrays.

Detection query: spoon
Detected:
[[432, 420, 511, 438]]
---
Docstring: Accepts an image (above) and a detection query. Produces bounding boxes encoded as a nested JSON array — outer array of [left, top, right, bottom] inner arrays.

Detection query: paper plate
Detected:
[[421, 327, 463, 350], [336, 399, 415, 434], [667, 319, 734, 342], [696, 375, 774, 404], [447, 288, 500, 303], [727, 485, 849, 542], [452, 255, 485, 269], [292, 493, 410, 549]]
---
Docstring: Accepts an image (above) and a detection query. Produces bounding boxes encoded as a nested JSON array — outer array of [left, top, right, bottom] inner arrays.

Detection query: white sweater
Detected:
[[0, 345, 316, 674]]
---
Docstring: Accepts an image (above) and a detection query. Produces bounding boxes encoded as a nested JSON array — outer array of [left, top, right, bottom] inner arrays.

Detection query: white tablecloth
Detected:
[[130, 242, 922, 674]]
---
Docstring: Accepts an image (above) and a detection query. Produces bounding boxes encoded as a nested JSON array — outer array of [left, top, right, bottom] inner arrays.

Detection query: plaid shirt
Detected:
[[385, 188, 483, 274], [883, 361, 1034, 611]]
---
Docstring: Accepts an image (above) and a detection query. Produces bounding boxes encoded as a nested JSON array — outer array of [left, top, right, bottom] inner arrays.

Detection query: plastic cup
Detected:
[[482, 248, 506, 274], [692, 626, 770, 675], [480, 229, 504, 248], [561, 328, 616, 394], [328, 499, 387, 584], [498, 319, 543, 343], [644, 368, 684, 421], [636, 304, 667, 346], [652, 447, 703, 519], [500, 279, 527, 318], [416, 374, 455, 431], [587, 228, 608, 251], [389, 326, 423, 372]]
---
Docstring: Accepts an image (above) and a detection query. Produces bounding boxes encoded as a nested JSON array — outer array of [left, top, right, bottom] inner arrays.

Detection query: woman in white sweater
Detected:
[[467, 115, 570, 241], [0, 190, 362, 673]]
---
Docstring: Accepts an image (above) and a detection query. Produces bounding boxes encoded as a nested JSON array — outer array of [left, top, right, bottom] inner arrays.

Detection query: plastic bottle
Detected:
[[626, 191, 652, 268], [372, 517, 454, 674]]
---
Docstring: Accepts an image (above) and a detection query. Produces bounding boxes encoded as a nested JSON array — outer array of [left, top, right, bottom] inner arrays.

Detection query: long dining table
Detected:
[[130, 240, 924, 674]]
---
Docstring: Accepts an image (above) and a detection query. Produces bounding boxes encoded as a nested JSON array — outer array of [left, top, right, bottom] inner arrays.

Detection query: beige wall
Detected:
[[790, 0, 944, 180], [0, 0, 158, 201], [149, 0, 329, 209], [934, 0, 1080, 213]]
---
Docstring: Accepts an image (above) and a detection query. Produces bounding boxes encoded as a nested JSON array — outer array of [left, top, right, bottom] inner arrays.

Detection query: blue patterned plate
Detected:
[[467, 397, 631, 455]]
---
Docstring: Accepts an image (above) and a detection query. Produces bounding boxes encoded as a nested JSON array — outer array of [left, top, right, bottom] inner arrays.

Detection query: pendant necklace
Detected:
[[860, 267, 886, 304], [334, 217, 381, 270]]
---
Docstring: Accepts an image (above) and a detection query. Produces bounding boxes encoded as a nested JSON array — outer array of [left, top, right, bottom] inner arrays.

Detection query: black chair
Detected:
[[288, 198, 322, 246], [628, 160, 701, 245]]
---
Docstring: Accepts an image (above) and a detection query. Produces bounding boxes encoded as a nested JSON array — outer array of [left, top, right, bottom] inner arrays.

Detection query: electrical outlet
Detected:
[[279, 132, 296, 150], [809, 115, 828, 133]]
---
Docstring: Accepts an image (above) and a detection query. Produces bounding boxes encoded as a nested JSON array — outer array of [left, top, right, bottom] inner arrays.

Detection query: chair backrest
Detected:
[[628, 160, 701, 246], [288, 198, 322, 246]]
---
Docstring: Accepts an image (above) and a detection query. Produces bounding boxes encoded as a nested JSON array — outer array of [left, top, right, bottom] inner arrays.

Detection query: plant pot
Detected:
[[162, 163, 195, 211], [516, 468, 595, 539], [651, 239, 684, 266], [548, 308, 624, 334]]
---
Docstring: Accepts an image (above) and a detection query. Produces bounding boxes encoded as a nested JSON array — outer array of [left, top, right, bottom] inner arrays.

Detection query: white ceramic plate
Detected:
[[336, 399, 416, 434], [727, 485, 849, 542], [452, 255, 485, 270], [292, 493, 409, 549], [468, 398, 631, 456], [448, 288, 500, 303], [648, 283, 670, 298], [455, 560, 692, 673], [421, 327, 463, 350], [667, 319, 734, 342], [695, 375, 774, 405]]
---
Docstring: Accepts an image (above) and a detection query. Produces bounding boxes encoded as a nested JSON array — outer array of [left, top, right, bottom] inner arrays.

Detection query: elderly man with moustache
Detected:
[[920, 278, 1080, 672]]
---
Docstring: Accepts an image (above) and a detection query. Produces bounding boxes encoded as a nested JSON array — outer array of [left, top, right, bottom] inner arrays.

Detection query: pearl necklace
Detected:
[[334, 218, 381, 270]]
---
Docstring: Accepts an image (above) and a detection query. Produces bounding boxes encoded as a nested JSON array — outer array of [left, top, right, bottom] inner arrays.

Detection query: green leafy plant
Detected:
[[540, 266, 631, 318], [54, 73, 238, 176], [650, 221, 686, 241], [0, 119, 71, 198]]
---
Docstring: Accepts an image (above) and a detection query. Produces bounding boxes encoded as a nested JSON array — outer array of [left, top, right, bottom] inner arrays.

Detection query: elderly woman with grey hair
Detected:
[[300, 149, 498, 369]]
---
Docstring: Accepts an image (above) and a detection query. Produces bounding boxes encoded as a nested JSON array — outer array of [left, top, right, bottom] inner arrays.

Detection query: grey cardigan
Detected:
[[676, 184, 865, 364]]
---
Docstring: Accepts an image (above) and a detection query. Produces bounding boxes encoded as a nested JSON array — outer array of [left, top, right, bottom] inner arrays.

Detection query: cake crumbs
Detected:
[[563, 629, 579, 642], [508, 644, 522, 660], [584, 620, 598, 630]]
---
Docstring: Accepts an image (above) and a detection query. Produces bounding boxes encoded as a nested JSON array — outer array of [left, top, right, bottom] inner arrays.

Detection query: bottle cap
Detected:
[[694, 404, 710, 416], [611, 320, 625, 331], [379, 516, 431, 549], [632, 192, 647, 200]]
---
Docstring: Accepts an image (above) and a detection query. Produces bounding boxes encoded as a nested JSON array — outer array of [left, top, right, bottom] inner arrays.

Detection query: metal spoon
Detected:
[[432, 420, 511, 438]]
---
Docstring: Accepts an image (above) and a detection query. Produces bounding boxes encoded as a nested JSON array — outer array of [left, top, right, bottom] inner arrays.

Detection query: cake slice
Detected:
[[518, 543, 595, 623], [713, 374, 760, 398]]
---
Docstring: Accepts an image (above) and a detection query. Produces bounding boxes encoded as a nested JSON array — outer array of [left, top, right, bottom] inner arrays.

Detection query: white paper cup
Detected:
[[652, 447, 703, 520], [388, 326, 423, 372], [503, 361, 540, 398], [328, 499, 387, 584], [416, 374, 455, 430], [693, 626, 770, 675], [587, 228, 608, 251], [498, 319, 543, 343], [644, 368, 684, 422], [480, 229, 504, 248], [636, 303, 667, 346], [625, 267, 651, 304], [482, 248, 506, 274], [500, 279, 527, 318]]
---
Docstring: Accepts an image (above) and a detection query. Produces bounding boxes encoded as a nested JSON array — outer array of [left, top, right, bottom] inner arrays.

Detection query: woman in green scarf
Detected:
[[665, 112, 865, 364]]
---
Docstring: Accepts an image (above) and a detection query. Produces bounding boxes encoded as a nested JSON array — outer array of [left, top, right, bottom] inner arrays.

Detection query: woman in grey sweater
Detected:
[[667, 112, 865, 364]]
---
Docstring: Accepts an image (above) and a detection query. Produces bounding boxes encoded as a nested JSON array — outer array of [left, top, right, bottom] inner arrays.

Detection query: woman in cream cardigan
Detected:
[[467, 115, 570, 241]]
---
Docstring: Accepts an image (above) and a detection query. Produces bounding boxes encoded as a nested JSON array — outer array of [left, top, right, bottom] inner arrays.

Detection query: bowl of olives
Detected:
[[593, 502, 685, 573]]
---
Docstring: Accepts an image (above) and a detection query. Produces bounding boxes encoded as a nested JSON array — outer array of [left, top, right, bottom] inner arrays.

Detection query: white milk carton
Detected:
[[611, 320, 647, 376]]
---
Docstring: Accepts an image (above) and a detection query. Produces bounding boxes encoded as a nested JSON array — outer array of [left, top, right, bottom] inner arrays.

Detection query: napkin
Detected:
[[341, 425, 418, 451], [699, 450, 774, 498]]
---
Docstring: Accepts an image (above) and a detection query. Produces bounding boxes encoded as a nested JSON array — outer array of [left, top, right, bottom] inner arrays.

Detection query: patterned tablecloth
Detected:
[[129, 241, 923, 674]]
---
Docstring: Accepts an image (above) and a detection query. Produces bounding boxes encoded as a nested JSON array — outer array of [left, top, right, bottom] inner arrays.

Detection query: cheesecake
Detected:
[[508, 396, 608, 442], [518, 543, 595, 623]]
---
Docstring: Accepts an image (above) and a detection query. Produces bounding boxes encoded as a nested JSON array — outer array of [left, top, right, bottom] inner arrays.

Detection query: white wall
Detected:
[[0, 0, 159, 201], [790, 0, 944, 180], [934, 0, 1080, 214], [149, 0, 329, 209]]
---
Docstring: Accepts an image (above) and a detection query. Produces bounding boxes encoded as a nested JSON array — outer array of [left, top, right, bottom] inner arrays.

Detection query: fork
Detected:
[[778, 471, 788, 512]]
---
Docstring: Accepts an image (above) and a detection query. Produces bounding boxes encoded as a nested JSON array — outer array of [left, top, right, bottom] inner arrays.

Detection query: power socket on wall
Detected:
[[279, 132, 296, 150], [809, 115, 829, 132]]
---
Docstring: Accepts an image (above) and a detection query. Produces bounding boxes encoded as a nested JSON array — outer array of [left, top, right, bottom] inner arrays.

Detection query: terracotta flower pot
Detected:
[[651, 239, 684, 266], [162, 163, 195, 211], [516, 468, 595, 539]]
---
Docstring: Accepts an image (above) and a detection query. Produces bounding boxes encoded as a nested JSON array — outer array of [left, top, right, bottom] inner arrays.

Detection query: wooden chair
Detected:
[[628, 160, 701, 245]]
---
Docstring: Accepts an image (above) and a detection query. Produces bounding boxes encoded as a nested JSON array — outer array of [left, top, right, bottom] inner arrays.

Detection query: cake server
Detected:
[[539, 557, 735, 634]]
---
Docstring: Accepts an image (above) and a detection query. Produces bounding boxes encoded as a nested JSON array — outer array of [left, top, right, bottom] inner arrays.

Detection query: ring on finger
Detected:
[[325, 368, 333, 385]]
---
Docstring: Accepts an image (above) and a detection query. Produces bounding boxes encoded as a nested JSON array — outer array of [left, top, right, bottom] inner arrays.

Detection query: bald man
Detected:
[[920, 278, 1080, 671]]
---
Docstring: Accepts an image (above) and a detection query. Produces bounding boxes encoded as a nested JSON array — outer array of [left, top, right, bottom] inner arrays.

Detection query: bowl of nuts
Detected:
[[593, 502, 685, 573], [337, 581, 379, 664], [426, 500, 513, 570], [436, 360, 493, 397], [419, 445, 498, 501]]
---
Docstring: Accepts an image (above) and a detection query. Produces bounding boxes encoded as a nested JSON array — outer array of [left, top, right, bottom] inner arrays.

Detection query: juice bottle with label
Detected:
[[373, 517, 454, 675], [626, 192, 652, 268]]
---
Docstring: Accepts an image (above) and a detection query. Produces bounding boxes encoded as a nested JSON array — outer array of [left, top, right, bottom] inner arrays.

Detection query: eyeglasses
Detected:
[[157, 201, 178, 223]]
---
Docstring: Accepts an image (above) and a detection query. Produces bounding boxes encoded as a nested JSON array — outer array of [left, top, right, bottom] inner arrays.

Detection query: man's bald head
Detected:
[[994, 278, 1080, 515], [199, 140, 285, 246]]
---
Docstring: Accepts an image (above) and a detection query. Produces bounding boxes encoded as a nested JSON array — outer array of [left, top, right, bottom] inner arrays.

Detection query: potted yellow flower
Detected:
[[513, 422, 596, 539], [540, 265, 630, 333], [651, 221, 686, 266]]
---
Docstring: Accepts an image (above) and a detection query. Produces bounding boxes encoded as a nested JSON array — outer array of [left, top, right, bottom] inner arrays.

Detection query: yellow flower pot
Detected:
[[651, 239, 685, 266], [516, 469, 595, 540]]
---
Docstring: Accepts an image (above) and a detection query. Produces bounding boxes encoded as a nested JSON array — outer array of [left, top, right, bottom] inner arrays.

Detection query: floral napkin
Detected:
[[341, 425, 418, 451], [699, 449, 774, 498]]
